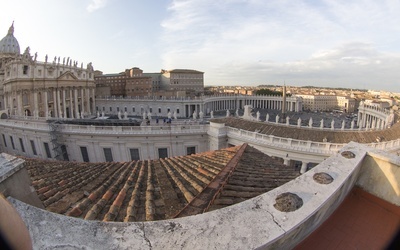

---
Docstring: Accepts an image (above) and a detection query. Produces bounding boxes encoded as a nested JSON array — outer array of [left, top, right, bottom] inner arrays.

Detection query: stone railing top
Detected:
[[0, 153, 25, 184]]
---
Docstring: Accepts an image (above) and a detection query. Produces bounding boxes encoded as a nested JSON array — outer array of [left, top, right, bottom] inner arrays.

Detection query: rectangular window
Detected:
[[124, 107, 127, 112], [117, 107, 120, 112], [103, 148, 113, 162], [30, 140, 37, 155], [132, 107, 135, 112], [129, 148, 140, 161], [19, 138, 25, 152], [109, 107, 112, 112], [23, 65, 28, 74], [10, 136, 15, 150], [61, 145, 69, 161], [158, 108, 161, 113], [80, 146, 90, 162], [158, 148, 168, 159], [177, 109, 180, 114], [2, 134, 7, 147], [44, 142, 51, 158], [186, 146, 196, 155]]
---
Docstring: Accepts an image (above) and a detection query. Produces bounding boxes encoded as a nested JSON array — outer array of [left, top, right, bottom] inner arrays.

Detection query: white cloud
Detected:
[[159, 0, 400, 91], [87, 0, 108, 13]]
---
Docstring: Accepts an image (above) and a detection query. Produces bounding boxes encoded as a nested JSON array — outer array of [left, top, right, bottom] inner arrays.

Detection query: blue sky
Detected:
[[1, 0, 400, 92]]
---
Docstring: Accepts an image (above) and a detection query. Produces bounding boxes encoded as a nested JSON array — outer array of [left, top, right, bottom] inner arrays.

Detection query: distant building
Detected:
[[95, 68, 204, 97], [160, 69, 204, 96], [94, 67, 153, 97], [296, 94, 356, 113]]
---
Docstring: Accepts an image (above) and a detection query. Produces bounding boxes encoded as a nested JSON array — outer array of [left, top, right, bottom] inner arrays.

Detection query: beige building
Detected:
[[95, 67, 159, 97], [296, 94, 356, 113], [161, 69, 204, 96]]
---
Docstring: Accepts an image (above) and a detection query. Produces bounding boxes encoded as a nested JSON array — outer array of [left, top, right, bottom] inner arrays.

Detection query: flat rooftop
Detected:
[[296, 187, 400, 249]]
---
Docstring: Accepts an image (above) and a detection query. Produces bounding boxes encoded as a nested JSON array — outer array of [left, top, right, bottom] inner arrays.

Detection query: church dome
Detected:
[[0, 22, 20, 55]]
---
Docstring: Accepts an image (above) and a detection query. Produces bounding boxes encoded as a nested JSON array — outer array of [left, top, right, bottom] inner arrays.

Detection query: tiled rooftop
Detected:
[[25, 144, 299, 222], [211, 117, 400, 143]]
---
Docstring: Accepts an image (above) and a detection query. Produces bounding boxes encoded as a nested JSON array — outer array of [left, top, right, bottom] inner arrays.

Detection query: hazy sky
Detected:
[[1, 0, 400, 92]]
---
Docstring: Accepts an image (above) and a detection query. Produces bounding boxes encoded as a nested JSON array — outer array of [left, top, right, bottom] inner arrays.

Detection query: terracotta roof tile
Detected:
[[24, 144, 299, 222]]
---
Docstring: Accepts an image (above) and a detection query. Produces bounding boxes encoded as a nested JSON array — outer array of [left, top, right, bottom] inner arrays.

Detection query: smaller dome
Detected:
[[0, 22, 20, 55]]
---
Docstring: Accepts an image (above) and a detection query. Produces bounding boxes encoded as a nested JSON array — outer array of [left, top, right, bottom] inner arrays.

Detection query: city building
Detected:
[[94, 67, 153, 97], [296, 94, 356, 113], [160, 69, 204, 96]]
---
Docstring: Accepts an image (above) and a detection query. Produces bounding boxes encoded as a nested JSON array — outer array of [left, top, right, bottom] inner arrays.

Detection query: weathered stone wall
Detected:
[[0, 153, 43, 208], [356, 152, 400, 206]]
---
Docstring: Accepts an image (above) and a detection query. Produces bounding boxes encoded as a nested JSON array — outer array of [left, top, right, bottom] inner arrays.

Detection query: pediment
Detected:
[[57, 71, 78, 81]]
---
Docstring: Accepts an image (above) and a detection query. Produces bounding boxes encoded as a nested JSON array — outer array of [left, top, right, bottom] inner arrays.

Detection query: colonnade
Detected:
[[357, 103, 393, 130], [204, 96, 301, 114], [184, 103, 203, 117], [5, 87, 96, 118]]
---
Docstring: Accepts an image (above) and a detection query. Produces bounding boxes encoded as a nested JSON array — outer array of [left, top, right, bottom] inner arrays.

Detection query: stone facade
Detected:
[[296, 94, 356, 113], [0, 24, 96, 119]]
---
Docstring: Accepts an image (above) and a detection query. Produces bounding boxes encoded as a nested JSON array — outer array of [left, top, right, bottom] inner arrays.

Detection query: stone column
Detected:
[[53, 89, 58, 118], [17, 92, 22, 116], [63, 89, 67, 118], [92, 88, 96, 114], [69, 88, 74, 118], [56, 90, 61, 118], [81, 88, 85, 114], [74, 88, 79, 118], [4, 93, 8, 111], [86, 88, 90, 115], [33, 90, 38, 117], [44, 91, 48, 118], [300, 162, 308, 174]]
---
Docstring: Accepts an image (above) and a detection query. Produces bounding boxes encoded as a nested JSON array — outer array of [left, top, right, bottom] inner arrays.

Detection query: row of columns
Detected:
[[5, 87, 95, 118], [205, 99, 298, 113], [184, 104, 202, 117], [357, 111, 387, 130]]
